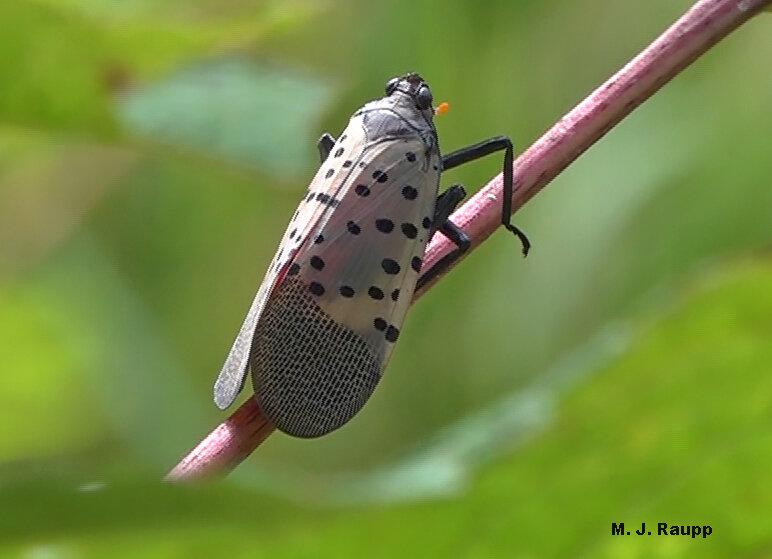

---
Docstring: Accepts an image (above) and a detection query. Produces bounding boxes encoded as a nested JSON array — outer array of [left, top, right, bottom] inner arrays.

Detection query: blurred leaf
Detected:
[[0, 126, 138, 277], [116, 58, 335, 177], [0, 233, 202, 468], [0, 2, 117, 133], [1, 258, 770, 556], [44, 236, 203, 465], [0, 0, 326, 134], [0, 283, 101, 460]]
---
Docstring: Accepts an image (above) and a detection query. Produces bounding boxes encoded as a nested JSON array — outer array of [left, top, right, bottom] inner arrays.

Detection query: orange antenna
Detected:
[[435, 101, 450, 116]]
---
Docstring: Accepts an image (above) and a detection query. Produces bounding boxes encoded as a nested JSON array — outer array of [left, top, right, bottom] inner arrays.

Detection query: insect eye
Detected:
[[385, 77, 400, 95], [416, 86, 433, 110]]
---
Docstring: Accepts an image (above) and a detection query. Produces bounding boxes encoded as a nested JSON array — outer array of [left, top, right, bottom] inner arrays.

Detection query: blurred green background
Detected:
[[1, 0, 771, 556]]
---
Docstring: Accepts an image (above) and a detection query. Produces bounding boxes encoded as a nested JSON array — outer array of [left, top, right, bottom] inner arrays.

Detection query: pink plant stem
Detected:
[[167, 0, 771, 481], [166, 396, 274, 480], [419, 0, 770, 293]]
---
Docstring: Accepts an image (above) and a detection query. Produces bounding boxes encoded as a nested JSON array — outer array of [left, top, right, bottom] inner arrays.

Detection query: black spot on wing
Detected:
[[382, 258, 400, 275], [411, 256, 422, 273], [310, 256, 325, 271], [315, 192, 340, 207], [309, 281, 325, 296], [385, 325, 400, 343], [372, 170, 388, 183], [402, 186, 418, 200], [375, 218, 394, 233], [368, 286, 384, 300]]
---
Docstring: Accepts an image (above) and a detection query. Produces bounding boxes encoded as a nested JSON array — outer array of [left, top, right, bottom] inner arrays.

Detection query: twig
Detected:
[[167, 0, 771, 481], [165, 395, 274, 481]]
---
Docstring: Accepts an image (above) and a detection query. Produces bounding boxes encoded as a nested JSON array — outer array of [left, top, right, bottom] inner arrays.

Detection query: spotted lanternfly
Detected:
[[213, 72, 529, 438]]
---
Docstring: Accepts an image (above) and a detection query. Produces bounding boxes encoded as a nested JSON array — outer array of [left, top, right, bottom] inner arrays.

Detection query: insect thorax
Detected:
[[356, 95, 439, 158]]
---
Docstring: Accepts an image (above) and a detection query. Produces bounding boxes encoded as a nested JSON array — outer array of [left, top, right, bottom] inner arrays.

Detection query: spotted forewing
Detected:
[[214, 74, 442, 437]]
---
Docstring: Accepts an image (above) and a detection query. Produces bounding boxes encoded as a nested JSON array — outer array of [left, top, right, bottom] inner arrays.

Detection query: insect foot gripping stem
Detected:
[[441, 136, 531, 256]]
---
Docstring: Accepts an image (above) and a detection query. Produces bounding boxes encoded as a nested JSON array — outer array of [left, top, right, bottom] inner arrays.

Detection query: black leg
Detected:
[[430, 184, 466, 237], [442, 136, 530, 256], [317, 133, 336, 163], [417, 184, 471, 290]]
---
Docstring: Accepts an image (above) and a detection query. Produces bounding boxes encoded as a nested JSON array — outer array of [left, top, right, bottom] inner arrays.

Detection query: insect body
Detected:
[[213, 73, 528, 438]]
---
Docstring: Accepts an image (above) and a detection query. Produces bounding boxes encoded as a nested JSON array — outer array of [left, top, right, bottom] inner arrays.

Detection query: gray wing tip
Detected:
[[213, 298, 262, 410], [213, 375, 240, 410], [213, 390, 234, 410]]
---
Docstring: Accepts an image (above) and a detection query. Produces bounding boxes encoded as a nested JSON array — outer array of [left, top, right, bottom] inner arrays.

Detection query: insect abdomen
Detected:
[[251, 276, 382, 438]]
